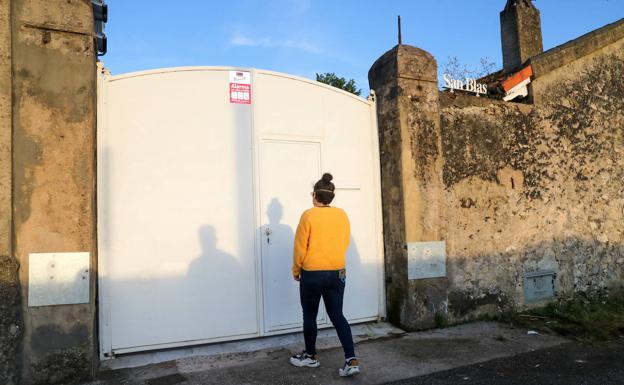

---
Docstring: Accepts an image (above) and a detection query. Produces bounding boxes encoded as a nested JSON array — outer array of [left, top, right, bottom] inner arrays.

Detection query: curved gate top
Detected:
[[97, 66, 385, 357]]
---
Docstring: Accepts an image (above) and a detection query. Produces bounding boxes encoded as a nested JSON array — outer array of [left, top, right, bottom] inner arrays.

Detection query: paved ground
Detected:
[[100, 323, 404, 371], [385, 339, 624, 385], [87, 322, 569, 385]]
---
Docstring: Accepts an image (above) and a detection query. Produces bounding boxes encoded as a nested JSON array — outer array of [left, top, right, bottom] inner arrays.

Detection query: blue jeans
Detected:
[[299, 269, 355, 359]]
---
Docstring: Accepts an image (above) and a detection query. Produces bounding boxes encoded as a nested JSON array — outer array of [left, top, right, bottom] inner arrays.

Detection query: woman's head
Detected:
[[313, 173, 335, 206]]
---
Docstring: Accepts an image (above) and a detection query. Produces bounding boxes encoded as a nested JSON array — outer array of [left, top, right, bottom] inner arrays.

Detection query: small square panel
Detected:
[[408, 241, 446, 280], [524, 271, 556, 303], [28, 252, 90, 307]]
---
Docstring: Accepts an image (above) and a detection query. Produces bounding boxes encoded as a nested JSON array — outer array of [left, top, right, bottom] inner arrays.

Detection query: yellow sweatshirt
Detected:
[[292, 206, 350, 277]]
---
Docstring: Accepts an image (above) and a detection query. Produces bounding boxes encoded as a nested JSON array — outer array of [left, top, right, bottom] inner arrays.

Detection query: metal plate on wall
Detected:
[[524, 270, 556, 303], [407, 241, 446, 280], [28, 252, 90, 307]]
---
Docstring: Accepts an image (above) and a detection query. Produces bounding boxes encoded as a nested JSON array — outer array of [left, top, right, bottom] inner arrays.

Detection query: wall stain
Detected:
[[441, 52, 624, 321]]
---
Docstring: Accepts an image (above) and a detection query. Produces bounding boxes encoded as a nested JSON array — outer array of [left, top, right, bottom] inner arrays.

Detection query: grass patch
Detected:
[[434, 312, 448, 329], [508, 292, 624, 342]]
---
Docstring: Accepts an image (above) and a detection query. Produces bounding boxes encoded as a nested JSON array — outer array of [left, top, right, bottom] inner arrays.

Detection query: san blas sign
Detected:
[[443, 74, 488, 96]]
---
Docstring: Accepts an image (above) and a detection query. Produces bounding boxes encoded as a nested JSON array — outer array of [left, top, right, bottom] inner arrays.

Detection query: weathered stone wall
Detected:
[[10, 0, 97, 383], [0, 3, 22, 385], [500, 0, 543, 72], [369, 45, 448, 331], [440, 40, 624, 321], [371, 24, 624, 327], [1, 0, 12, 257], [0, 255, 21, 385], [529, 18, 624, 85]]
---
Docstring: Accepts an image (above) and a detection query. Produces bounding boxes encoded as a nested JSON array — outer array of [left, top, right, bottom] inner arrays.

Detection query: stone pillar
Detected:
[[369, 45, 447, 330], [1, 3, 22, 385], [11, 1, 97, 383], [501, 0, 544, 72]]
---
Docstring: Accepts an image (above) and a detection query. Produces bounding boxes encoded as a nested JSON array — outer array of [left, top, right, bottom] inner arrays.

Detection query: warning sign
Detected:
[[229, 71, 252, 104]]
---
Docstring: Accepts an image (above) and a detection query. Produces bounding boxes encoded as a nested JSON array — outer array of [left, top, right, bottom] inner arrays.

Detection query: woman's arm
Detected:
[[292, 213, 310, 280]]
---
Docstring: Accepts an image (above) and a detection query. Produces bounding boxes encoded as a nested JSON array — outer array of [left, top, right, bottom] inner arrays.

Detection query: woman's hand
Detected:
[[293, 274, 300, 282]]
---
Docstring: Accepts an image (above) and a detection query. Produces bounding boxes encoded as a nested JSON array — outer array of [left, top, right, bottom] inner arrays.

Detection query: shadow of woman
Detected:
[[265, 198, 296, 276], [187, 225, 245, 316], [346, 235, 363, 278], [261, 198, 301, 327], [343, 234, 366, 319]]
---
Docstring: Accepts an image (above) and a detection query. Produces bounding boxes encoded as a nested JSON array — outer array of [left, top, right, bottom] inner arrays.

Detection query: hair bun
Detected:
[[321, 173, 333, 183]]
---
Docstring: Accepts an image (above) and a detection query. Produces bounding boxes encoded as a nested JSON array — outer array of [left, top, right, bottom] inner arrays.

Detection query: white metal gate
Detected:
[[97, 67, 384, 357]]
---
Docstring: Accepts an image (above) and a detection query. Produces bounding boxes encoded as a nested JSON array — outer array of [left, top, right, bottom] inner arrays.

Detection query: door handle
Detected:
[[265, 227, 272, 244]]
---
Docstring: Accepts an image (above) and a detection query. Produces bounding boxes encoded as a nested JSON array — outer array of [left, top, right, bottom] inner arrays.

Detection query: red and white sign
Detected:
[[229, 71, 252, 104], [502, 65, 533, 102]]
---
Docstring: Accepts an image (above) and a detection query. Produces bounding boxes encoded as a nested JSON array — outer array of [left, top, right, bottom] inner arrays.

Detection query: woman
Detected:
[[289, 173, 359, 377]]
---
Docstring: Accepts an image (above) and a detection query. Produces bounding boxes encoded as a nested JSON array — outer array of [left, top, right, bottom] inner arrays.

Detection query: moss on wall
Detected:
[[0, 256, 21, 385], [440, 51, 624, 321]]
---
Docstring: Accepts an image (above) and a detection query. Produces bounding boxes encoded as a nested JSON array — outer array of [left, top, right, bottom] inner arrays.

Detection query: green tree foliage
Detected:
[[315, 72, 361, 96]]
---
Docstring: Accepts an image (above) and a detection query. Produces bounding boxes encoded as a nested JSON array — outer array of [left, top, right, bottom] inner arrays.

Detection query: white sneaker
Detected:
[[339, 358, 360, 377], [290, 351, 320, 368]]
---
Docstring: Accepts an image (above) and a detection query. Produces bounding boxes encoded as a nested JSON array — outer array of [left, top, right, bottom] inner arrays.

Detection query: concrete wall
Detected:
[[8, 0, 97, 383], [370, 34, 624, 327], [0, 2, 21, 384]]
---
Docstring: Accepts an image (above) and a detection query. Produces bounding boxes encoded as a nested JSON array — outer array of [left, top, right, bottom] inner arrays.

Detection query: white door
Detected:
[[259, 139, 327, 332]]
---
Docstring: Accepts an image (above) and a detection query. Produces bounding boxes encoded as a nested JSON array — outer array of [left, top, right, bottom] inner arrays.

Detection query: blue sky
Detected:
[[102, 0, 623, 94]]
